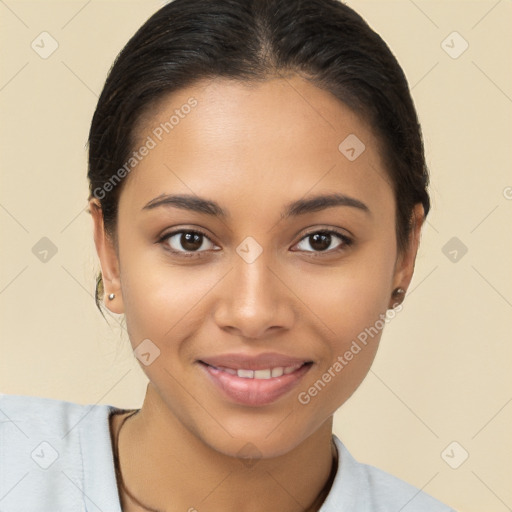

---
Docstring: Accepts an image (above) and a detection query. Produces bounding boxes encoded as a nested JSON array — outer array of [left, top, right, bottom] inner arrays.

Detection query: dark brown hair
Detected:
[[87, 0, 430, 314]]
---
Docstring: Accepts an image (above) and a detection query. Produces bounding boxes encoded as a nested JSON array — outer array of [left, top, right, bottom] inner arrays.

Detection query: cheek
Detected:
[[119, 244, 221, 350], [291, 241, 396, 401], [295, 252, 394, 345], [294, 281, 390, 421]]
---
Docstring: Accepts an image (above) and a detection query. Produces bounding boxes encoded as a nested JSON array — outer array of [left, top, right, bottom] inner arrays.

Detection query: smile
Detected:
[[198, 354, 313, 407], [212, 364, 304, 379]]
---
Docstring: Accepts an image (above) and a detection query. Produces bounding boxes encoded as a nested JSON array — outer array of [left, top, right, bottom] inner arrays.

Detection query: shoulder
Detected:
[[0, 393, 111, 433], [321, 436, 456, 512], [0, 393, 120, 449], [0, 393, 127, 511]]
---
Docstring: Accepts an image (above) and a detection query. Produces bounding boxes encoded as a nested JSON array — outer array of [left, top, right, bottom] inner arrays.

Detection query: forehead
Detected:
[[120, 75, 393, 221]]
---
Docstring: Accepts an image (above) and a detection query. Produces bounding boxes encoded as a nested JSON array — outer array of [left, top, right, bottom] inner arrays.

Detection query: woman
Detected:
[[0, 0, 455, 510]]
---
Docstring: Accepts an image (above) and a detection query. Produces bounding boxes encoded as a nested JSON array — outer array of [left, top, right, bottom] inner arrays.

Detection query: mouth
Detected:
[[197, 354, 313, 407]]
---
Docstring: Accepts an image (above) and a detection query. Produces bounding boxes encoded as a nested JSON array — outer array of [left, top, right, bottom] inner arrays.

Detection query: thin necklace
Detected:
[[113, 410, 164, 512], [113, 411, 338, 512]]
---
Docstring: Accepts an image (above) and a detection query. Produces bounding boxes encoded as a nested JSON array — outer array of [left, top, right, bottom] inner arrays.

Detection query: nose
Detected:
[[213, 250, 295, 340]]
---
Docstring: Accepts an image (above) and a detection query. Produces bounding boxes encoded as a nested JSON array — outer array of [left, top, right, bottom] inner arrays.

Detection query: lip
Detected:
[[198, 352, 313, 407], [199, 352, 311, 371]]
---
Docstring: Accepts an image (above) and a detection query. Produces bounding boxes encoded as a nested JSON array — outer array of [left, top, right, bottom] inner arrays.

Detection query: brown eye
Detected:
[[178, 232, 203, 251], [159, 230, 217, 255], [295, 230, 352, 254]]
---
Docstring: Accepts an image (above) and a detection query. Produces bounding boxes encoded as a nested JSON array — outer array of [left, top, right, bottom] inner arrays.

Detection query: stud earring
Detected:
[[390, 287, 405, 307], [392, 287, 405, 297], [108, 293, 115, 300]]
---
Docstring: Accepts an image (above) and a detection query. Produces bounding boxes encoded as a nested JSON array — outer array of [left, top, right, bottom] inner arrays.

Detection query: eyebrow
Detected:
[[142, 192, 371, 219]]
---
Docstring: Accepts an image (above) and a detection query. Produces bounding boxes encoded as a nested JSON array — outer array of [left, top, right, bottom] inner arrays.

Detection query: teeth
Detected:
[[271, 367, 284, 378], [254, 369, 272, 379], [283, 364, 301, 375], [237, 369, 254, 378], [217, 365, 303, 379]]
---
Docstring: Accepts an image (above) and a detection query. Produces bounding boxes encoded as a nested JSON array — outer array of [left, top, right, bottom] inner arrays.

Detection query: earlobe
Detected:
[[88, 199, 125, 314]]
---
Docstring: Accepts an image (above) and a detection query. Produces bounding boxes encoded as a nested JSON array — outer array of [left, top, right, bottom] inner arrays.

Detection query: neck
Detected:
[[112, 384, 337, 512]]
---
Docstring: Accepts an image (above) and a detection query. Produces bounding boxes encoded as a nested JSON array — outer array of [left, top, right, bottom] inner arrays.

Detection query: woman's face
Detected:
[[91, 74, 423, 458]]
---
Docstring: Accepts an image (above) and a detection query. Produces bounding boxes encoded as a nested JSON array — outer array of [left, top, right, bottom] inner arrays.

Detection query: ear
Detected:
[[88, 198, 125, 314], [389, 203, 425, 308]]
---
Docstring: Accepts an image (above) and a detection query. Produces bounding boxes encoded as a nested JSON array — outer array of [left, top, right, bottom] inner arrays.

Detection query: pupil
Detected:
[[182, 232, 202, 251], [310, 233, 331, 251]]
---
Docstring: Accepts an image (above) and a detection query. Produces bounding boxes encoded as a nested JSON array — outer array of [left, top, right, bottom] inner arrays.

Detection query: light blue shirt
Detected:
[[0, 394, 455, 511]]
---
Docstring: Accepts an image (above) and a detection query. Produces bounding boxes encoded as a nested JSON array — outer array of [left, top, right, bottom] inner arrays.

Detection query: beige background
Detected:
[[1, 1, 511, 511]]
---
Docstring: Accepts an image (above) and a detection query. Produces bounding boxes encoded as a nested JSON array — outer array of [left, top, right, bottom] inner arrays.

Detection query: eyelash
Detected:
[[157, 228, 353, 258]]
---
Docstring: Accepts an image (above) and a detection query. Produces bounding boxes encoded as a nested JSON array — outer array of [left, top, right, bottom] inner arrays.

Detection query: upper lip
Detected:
[[199, 352, 312, 371]]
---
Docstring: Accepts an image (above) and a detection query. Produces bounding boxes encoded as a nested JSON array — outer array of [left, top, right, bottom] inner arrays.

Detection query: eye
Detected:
[[158, 228, 353, 258], [158, 229, 218, 256], [294, 230, 353, 254]]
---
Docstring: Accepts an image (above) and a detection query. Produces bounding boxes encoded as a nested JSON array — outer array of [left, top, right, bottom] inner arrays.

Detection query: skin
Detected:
[[90, 74, 424, 512]]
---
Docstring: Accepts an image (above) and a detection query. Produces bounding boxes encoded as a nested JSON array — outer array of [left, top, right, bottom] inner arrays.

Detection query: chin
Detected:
[[204, 432, 305, 461], [191, 411, 327, 462]]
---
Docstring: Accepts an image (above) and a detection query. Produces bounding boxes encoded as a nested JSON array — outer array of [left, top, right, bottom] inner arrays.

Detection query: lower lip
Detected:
[[199, 362, 312, 407]]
